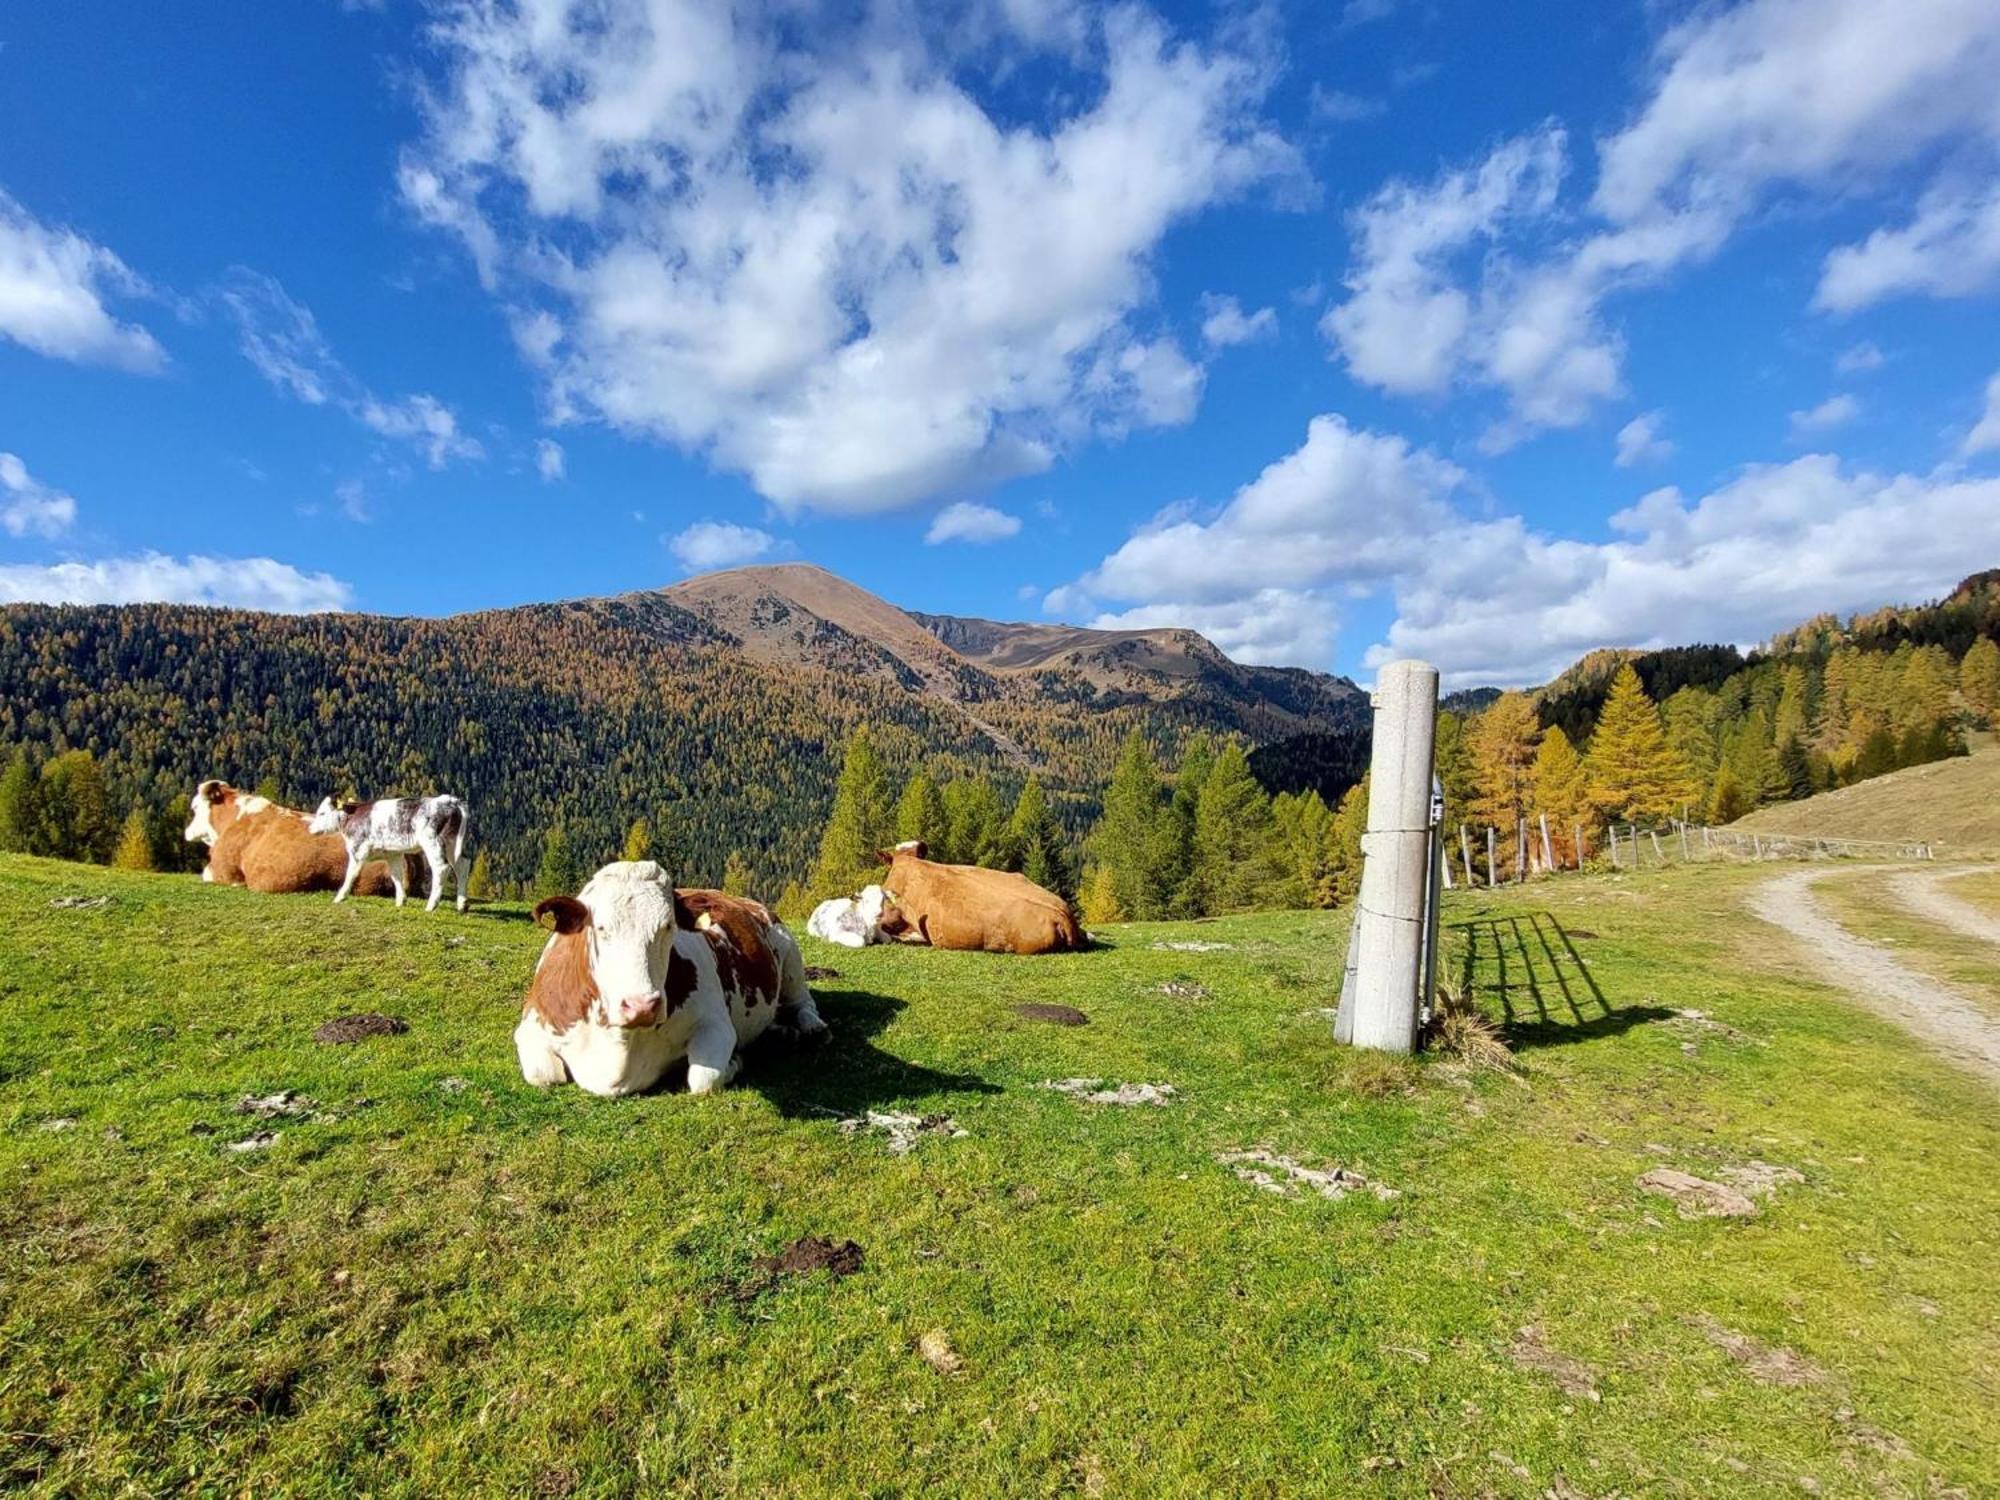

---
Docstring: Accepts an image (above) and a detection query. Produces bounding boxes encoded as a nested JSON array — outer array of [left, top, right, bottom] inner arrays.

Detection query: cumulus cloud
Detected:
[[400, 2, 1294, 515], [1966, 372, 2000, 455], [926, 501, 1021, 545], [535, 438, 565, 482], [1326, 0, 2000, 439], [0, 553, 352, 612], [1613, 411, 1672, 467], [1198, 293, 1277, 350], [0, 452, 79, 539], [667, 520, 773, 571], [0, 191, 165, 372], [1789, 393, 1860, 435], [218, 268, 481, 469], [1056, 412, 2000, 685]]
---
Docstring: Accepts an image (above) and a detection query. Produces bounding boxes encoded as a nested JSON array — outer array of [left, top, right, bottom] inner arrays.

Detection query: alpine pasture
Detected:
[[4, 851, 1997, 1496]]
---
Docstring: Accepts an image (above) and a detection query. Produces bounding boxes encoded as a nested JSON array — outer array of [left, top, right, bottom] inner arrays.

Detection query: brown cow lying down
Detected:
[[874, 841, 1084, 954], [183, 780, 394, 896]]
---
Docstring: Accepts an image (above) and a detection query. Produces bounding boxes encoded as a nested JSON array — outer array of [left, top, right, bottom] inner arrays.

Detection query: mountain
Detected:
[[0, 564, 1367, 889]]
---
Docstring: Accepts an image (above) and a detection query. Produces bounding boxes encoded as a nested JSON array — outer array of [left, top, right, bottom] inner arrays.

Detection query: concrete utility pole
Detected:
[[1347, 659, 1440, 1055]]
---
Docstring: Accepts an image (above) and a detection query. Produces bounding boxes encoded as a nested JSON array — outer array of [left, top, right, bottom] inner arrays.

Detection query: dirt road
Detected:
[[1747, 867, 2000, 1089], [1888, 867, 2000, 947]]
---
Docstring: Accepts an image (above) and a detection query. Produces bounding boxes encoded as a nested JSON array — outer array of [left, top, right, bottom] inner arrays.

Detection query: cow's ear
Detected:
[[534, 896, 589, 935], [873, 848, 894, 865], [205, 782, 229, 804], [906, 841, 928, 861], [341, 800, 360, 815], [672, 891, 699, 930]]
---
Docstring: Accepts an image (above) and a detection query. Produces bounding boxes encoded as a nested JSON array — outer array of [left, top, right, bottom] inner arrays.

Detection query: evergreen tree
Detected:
[[1432, 712, 1479, 837], [621, 817, 653, 862], [37, 750, 114, 862], [1092, 730, 1166, 920], [1777, 736, 1814, 801], [0, 748, 37, 855], [722, 850, 755, 896], [1159, 734, 1217, 913], [1270, 790, 1341, 909], [1722, 708, 1786, 808], [466, 849, 496, 901], [1188, 743, 1275, 914], [1662, 688, 1721, 787], [810, 729, 892, 892], [1587, 666, 1689, 823], [535, 826, 582, 900], [1007, 777, 1073, 900], [941, 776, 1011, 868], [1708, 766, 1751, 824], [1960, 635, 2000, 726], [111, 807, 155, 871], [1530, 726, 1594, 864], [1772, 665, 1811, 747], [895, 770, 950, 852]]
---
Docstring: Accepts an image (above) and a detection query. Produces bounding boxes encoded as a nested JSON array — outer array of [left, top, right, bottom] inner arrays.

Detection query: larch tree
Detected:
[[941, 775, 1008, 867], [1328, 773, 1369, 905], [37, 750, 114, 863], [1587, 666, 1689, 823], [111, 807, 155, 871], [466, 849, 496, 901], [1468, 692, 1541, 867], [809, 728, 892, 894], [621, 817, 653, 862], [722, 850, 755, 896], [0, 748, 37, 854], [1960, 635, 2000, 726], [1530, 726, 1593, 864]]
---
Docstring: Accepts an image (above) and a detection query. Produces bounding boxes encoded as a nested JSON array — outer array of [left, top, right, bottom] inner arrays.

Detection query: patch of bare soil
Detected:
[[1041, 1078, 1176, 1106], [1151, 940, 1232, 952], [803, 965, 841, 981], [313, 1013, 408, 1044], [838, 1111, 967, 1155], [715, 1235, 866, 1304], [1015, 1003, 1089, 1025], [1216, 1148, 1399, 1202], [1508, 1324, 1601, 1401], [1748, 868, 2000, 1088], [1889, 866, 2000, 946], [1718, 1161, 1805, 1200], [1637, 1168, 1758, 1218], [47, 895, 112, 911], [1696, 1315, 1826, 1387]]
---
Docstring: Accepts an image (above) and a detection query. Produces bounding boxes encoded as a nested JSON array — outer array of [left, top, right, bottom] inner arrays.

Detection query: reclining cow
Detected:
[[308, 795, 473, 912], [874, 841, 1084, 954], [516, 861, 827, 1098], [807, 883, 891, 948], [183, 780, 395, 896]]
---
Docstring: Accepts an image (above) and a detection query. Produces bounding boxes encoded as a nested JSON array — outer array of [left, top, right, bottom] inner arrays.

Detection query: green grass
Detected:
[[1811, 866, 2000, 1019], [3, 854, 1998, 1496], [1735, 740, 2000, 854]]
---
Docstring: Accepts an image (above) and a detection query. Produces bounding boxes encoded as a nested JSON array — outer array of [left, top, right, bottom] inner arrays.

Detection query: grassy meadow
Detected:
[[1735, 739, 2000, 854], [2, 852, 1998, 1496]]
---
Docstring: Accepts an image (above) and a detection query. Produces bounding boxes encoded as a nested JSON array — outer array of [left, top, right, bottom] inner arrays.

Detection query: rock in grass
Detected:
[[1637, 1167, 1756, 1218], [1216, 1148, 1398, 1202], [313, 1013, 408, 1045], [236, 1091, 316, 1119], [1041, 1078, 1177, 1106], [1015, 1002, 1088, 1026], [226, 1131, 279, 1153], [839, 1111, 967, 1155]]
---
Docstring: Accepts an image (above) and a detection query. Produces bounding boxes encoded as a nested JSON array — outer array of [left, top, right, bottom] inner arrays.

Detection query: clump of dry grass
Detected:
[[1424, 977, 1516, 1073]]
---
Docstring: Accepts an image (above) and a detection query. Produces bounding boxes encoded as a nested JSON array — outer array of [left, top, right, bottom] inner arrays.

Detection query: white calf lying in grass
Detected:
[[807, 884, 891, 948], [308, 794, 472, 912]]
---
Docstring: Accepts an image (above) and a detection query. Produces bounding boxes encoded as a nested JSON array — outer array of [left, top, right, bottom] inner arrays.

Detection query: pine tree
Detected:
[[621, 817, 653, 862], [1961, 636, 2000, 727], [0, 748, 37, 854], [535, 826, 581, 900], [1777, 736, 1814, 801], [895, 770, 950, 852], [111, 807, 155, 871], [37, 750, 113, 862], [1587, 666, 1689, 823], [1530, 726, 1593, 864], [1432, 712, 1478, 837], [1270, 790, 1341, 909], [466, 849, 496, 900], [1007, 777, 1073, 900], [1092, 730, 1166, 920], [722, 850, 755, 896], [1159, 735, 1216, 913], [810, 729, 892, 893], [1188, 743, 1275, 915]]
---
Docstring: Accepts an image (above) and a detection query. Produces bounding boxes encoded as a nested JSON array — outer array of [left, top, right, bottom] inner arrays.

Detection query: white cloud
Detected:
[[0, 191, 164, 372], [1816, 181, 2000, 312], [0, 452, 79, 539], [1834, 340, 1885, 374], [667, 520, 773, 571], [1613, 411, 1672, 467], [1789, 393, 1860, 435], [401, 2, 1295, 515], [333, 478, 370, 523], [1198, 293, 1277, 350], [0, 553, 352, 612], [536, 438, 565, 482], [219, 269, 481, 469], [1966, 372, 2000, 455], [926, 501, 1021, 545], [1059, 412, 2000, 685], [1308, 86, 1382, 124], [1327, 0, 2000, 439]]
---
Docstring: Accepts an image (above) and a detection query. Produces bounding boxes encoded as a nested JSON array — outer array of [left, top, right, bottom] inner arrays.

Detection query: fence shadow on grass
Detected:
[[1445, 912, 1672, 1051], [746, 984, 1002, 1119]]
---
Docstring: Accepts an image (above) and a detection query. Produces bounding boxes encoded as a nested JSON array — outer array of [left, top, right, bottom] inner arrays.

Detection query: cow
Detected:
[[807, 883, 891, 948], [183, 780, 396, 897], [308, 795, 473, 912], [873, 841, 1085, 954], [515, 861, 828, 1098]]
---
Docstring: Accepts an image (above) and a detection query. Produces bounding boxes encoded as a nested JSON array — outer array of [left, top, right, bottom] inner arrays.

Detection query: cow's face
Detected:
[[184, 781, 234, 845], [853, 883, 889, 936], [534, 861, 683, 1029], [306, 797, 343, 835]]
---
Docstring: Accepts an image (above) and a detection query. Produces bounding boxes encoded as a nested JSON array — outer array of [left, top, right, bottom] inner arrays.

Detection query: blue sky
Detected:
[[3, 0, 1999, 686]]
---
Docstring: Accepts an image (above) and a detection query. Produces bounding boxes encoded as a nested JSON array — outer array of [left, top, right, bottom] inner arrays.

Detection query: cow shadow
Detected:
[[744, 985, 1001, 1119], [1446, 911, 1673, 1052]]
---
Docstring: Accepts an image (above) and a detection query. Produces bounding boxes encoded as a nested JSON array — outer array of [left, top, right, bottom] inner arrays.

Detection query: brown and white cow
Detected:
[[184, 780, 395, 896], [873, 841, 1084, 954], [515, 861, 827, 1098]]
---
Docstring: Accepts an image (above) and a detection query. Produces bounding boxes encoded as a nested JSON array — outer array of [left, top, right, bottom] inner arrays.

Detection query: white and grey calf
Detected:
[[515, 861, 828, 1098], [807, 884, 891, 948], [308, 794, 472, 911]]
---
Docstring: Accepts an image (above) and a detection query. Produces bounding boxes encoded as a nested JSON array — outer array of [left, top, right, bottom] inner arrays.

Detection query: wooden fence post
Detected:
[[1487, 826, 1497, 887], [1460, 825, 1475, 889], [1574, 824, 1586, 871], [1540, 813, 1555, 873]]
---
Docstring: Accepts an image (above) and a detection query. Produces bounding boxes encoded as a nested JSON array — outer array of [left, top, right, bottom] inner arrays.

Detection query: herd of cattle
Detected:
[[180, 781, 1085, 1098]]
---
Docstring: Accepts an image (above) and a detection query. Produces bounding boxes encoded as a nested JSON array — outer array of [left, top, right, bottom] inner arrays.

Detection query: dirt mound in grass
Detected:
[[716, 1235, 866, 1304], [1016, 1003, 1089, 1025], [314, 1014, 409, 1044]]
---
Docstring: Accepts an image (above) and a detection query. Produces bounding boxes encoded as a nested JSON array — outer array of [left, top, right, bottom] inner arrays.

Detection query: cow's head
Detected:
[[874, 839, 928, 866], [853, 883, 889, 932], [306, 797, 346, 835], [184, 780, 236, 845], [531, 861, 696, 1031]]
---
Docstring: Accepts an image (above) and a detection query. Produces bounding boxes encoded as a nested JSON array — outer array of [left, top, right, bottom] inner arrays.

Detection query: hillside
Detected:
[[1734, 738, 2000, 853], [0, 566, 1367, 887]]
